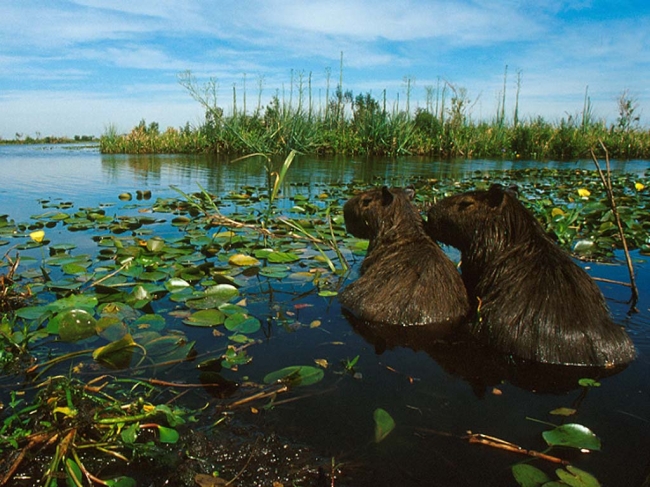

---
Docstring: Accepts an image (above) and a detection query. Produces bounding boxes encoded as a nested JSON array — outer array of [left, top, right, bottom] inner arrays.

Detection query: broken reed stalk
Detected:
[[463, 433, 569, 465], [590, 140, 639, 311]]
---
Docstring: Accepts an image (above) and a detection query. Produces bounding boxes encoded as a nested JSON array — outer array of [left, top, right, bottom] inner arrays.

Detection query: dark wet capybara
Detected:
[[339, 186, 470, 328], [425, 183, 636, 366]]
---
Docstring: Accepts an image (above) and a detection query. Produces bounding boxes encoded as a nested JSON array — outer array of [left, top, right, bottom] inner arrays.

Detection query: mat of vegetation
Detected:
[[0, 162, 648, 486]]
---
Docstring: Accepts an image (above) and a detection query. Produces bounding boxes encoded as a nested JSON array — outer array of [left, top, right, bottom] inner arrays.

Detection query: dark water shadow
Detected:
[[344, 311, 628, 397]]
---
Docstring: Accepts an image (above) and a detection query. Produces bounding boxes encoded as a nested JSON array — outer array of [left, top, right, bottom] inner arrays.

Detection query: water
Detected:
[[0, 144, 649, 486]]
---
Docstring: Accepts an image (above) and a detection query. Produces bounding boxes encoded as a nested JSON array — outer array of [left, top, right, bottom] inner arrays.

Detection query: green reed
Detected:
[[100, 69, 650, 160]]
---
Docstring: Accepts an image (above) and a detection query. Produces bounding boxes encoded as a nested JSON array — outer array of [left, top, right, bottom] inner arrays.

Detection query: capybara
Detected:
[[339, 186, 470, 328], [425, 183, 636, 366]]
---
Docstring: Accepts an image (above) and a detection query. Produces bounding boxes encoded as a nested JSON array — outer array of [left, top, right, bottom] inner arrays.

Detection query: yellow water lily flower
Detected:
[[551, 207, 565, 217], [29, 230, 45, 243], [577, 188, 591, 198], [635, 182, 645, 191]]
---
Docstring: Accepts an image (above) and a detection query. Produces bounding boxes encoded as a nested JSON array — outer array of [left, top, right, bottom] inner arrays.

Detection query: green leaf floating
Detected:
[[104, 478, 137, 487], [93, 334, 137, 369], [224, 312, 261, 334], [263, 365, 324, 387], [57, 309, 99, 342], [555, 465, 601, 487], [183, 309, 226, 327], [542, 423, 601, 451], [373, 408, 395, 443], [156, 425, 180, 444], [511, 464, 552, 487]]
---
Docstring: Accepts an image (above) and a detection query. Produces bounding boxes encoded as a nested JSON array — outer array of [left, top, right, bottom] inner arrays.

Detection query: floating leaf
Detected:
[[228, 253, 260, 266], [93, 334, 137, 369], [57, 309, 99, 342], [549, 407, 576, 417], [104, 477, 137, 487], [578, 378, 601, 388], [263, 365, 324, 387], [542, 423, 601, 451], [555, 465, 601, 487], [224, 313, 261, 334], [511, 464, 552, 487], [156, 425, 180, 444], [146, 237, 165, 252], [183, 309, 226, 327], [121, 423, 139, 444], [266, 251, 300, 263], [165, 277, 191, 292], [259, 266, 289, 279], [373, 408, 396, 443]]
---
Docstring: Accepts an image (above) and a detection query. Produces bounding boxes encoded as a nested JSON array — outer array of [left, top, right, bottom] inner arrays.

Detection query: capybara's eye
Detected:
[[457, 200, 474, 210]]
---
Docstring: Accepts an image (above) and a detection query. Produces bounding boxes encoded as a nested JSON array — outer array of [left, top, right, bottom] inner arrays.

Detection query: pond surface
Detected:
[[0, 144, 649, 486]]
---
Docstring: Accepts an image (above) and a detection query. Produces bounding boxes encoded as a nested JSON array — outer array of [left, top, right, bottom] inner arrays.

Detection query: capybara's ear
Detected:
[[404, 186, 416, 201], [381, 186, 394, 206], [487, 184, 506, 208], [506, 184, 520, 197]]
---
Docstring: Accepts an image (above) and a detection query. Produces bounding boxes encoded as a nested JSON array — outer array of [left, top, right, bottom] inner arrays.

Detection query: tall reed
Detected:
[[100, 68, 650, 160]]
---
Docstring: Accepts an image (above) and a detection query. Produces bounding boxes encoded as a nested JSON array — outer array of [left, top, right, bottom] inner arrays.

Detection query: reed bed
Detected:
[[100, 70, 650, 160]]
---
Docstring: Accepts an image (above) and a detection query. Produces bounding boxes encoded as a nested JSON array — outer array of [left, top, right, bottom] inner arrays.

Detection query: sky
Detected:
[[1, 0, 649, 139]]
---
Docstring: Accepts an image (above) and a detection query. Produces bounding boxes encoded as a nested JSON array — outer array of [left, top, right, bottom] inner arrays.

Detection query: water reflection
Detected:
[[345, 312, 628, 396]]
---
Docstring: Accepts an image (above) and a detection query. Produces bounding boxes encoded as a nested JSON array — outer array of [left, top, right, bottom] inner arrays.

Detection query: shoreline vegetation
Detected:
[[0, 134, 97, 145], [99, 69, 649, 160]]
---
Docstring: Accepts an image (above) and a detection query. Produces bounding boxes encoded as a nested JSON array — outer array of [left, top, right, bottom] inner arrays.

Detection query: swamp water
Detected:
[[0, 144, 649, 486]]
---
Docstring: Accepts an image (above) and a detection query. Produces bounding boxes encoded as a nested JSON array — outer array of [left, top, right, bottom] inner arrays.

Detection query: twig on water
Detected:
[[590, 140, 639, 311]]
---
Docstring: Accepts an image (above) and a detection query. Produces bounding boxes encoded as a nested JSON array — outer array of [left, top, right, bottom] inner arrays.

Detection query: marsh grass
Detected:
[[100, 69, 650, 160]]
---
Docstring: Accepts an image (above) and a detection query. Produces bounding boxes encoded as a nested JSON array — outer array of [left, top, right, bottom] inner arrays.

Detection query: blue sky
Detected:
[[1, 0, 648, 139]]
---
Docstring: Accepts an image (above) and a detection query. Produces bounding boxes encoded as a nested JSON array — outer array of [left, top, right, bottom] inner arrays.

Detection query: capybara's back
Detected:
[[340, 186, 469, 329], [425, 184, 636, 366]]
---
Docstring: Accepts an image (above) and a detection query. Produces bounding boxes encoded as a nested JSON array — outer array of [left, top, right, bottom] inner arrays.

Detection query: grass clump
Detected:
[[100, 67, 650, 160]]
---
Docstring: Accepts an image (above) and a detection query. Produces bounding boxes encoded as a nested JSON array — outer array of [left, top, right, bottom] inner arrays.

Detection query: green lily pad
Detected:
[[266, 251, 300, 263], [542, 423, 601, 451], [229, 253, 261, 266], [93, 334, 137, 369], [57, 309, 99, 342], [555, 465, 601, 487], [263, 365, 324, 387], [373, 408, 396, 443], [183, 309, 226, 327], [224, 313, 261, 334], [511, 464, 552, 487]]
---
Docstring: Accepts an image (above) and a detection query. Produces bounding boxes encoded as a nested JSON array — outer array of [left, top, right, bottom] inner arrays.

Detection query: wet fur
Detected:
[[339, 186, 470, 328], [425, 184, 636, 366]]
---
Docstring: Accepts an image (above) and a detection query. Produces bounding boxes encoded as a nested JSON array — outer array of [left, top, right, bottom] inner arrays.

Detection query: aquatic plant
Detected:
[[101, 67, 650, 160], [0, 163, 647, 484]]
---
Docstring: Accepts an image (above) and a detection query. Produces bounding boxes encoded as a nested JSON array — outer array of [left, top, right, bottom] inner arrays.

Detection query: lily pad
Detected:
[[224, 313, 261, 334], [373, 408, 396, 443], [263, 365, 324, 387], [542, 423, 601, 451], [228, 253, 261, 266], [56, 309, 99, 342], [183, 309, 226, 327]]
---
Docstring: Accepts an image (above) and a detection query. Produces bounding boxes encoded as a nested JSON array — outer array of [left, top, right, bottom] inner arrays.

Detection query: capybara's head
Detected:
[[343, 186, 417, 240], [425, 183, 537, 252]]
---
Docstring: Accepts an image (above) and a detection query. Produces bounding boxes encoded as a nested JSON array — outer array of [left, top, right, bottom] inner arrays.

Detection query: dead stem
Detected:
[[462, 432, 569, 465], [590, 140, 639, 311]]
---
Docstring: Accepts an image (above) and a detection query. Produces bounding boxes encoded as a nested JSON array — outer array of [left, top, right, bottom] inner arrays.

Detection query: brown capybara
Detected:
[[339, 186, 470, 328], [425, 183, 636, 366]]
